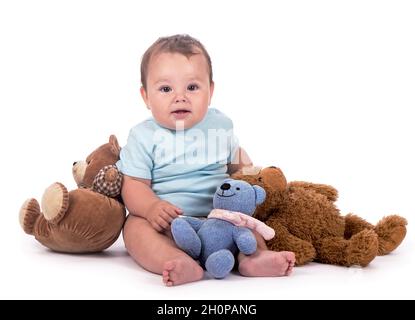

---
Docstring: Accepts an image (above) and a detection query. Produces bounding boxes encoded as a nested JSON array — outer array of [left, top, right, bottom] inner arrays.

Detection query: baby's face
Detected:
[[141, 52, 214, 130]]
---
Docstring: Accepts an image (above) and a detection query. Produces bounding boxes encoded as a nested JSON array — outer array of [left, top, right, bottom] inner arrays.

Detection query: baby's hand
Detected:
[[146, 200, 183, 232]]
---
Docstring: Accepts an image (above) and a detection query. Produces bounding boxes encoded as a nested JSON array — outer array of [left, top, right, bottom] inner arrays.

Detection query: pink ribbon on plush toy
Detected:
[[208, 209, 275, 240]]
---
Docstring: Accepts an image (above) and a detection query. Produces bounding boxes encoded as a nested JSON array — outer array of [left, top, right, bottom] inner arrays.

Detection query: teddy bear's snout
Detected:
[[72, 160, 87, 187], [220, 183, 231, 191]]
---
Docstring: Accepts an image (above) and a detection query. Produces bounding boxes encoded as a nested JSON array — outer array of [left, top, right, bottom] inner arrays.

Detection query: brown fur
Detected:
[[232, 167, 407, 267], [19, 136, 126, 253]]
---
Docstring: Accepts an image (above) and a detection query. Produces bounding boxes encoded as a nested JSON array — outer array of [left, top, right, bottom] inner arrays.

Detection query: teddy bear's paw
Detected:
[[41, 182, 69, 225], [19, 198, 41, 235], [205, 249, 235, 279], [293, 244, 317, 266], [348, 229, 379, 267], [374, 215, 407, 255], [92, 165, 123, 198]]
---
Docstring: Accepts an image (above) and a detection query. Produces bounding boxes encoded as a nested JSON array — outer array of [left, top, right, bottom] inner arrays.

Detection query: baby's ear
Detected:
[[253, 185, 266, 205]]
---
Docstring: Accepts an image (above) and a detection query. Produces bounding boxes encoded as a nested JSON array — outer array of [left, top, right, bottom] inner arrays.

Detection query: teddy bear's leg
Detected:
[[205, 249, 235, 279], [314, 230, 378, 267], [265, 219, 316, 265], [41, 182, 69, 225], [374, 215, 407, 255], [344, 214, 374, 239], [19, 199, 41, 235], [289, 182, 338, 202], [345, 214, 407, 255], [171, 218, 202, 259]]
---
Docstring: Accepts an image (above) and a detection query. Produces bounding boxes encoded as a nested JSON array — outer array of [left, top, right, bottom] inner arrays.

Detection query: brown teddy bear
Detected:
[[19, 135, 126, 253], [232, 166, 407, 267]]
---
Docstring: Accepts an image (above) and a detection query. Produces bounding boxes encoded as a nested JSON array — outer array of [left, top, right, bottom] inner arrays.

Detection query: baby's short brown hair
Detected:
[[141, 34, 213, 91]]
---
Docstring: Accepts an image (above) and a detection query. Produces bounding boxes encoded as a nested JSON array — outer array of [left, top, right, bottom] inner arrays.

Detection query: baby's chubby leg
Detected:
[[238, 230, 295, 277], [123, 215, 203, 286]]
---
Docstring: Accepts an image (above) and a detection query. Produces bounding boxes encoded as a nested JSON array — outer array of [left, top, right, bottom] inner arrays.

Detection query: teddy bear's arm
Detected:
[[171, 217, 203, 259], [232, 227, 257, 255], [288, 181, 338, 202], [92, 165, 123, 198], [266, 218, 316, 265], [181, 216, 205, 232]]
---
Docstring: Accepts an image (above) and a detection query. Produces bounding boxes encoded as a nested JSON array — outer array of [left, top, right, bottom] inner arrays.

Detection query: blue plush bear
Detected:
[[171, 178, 274, 279]]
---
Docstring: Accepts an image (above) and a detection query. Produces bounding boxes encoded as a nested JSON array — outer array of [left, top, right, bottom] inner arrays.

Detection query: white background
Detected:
[[1, 0, 414, 299]]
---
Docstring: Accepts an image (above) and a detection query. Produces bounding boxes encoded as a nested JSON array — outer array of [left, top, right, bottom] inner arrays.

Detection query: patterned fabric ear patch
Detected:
[[92, 165, 123, 198]]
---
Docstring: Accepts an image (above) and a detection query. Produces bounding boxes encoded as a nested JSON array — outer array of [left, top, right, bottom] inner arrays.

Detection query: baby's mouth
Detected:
[[172, 109, 191, 115], [171, 109, 191, 120]]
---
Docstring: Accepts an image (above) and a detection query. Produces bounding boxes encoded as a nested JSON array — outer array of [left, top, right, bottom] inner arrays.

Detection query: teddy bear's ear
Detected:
[[109, 135, 121, 156], [253, 185, 266, 205]]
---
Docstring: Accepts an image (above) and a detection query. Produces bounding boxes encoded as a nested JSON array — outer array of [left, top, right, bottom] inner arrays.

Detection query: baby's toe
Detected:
[[163, 261, 175, 272], [286, 263, 294, 275], [283, 251, 296, 263], [162, 274, 171, 284]]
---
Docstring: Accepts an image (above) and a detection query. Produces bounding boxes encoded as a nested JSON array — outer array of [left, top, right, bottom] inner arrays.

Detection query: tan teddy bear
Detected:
[[19, 135, 126, 253], [232, 166, 407, 267]]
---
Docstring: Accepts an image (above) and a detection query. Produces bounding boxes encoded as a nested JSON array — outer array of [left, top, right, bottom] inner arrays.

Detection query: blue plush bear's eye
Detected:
[[236, 187, 240, 191]]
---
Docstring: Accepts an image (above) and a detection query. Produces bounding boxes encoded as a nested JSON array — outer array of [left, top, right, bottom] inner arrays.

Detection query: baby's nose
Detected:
[[220, 183, 231, 190], [175, 97, 187, 103]]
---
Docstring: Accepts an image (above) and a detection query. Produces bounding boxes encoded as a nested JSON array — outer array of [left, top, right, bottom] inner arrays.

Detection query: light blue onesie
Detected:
[[116, 108, 239, 216]]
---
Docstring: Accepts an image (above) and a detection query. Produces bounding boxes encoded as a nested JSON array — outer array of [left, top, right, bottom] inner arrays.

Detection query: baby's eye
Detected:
[[187, 84, 199, 91], [159, 86, 172, 93]]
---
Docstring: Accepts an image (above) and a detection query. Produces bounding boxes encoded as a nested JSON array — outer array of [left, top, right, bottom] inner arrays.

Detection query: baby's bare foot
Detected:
[[162, 257, 204, 286], [239, 250, 295, 277]]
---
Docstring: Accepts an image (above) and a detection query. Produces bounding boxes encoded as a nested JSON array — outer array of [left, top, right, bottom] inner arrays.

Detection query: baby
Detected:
[[118, 34, 295, 286]]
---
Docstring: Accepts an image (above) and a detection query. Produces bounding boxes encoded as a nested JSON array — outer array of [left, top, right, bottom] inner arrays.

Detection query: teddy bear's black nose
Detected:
[[73, 162, 77, 166], [220, 183, 231, 190]]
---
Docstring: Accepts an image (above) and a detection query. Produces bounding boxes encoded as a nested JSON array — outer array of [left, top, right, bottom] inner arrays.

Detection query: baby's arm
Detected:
[[227, 147, 253, 175], [121, 175, 182, 232]]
